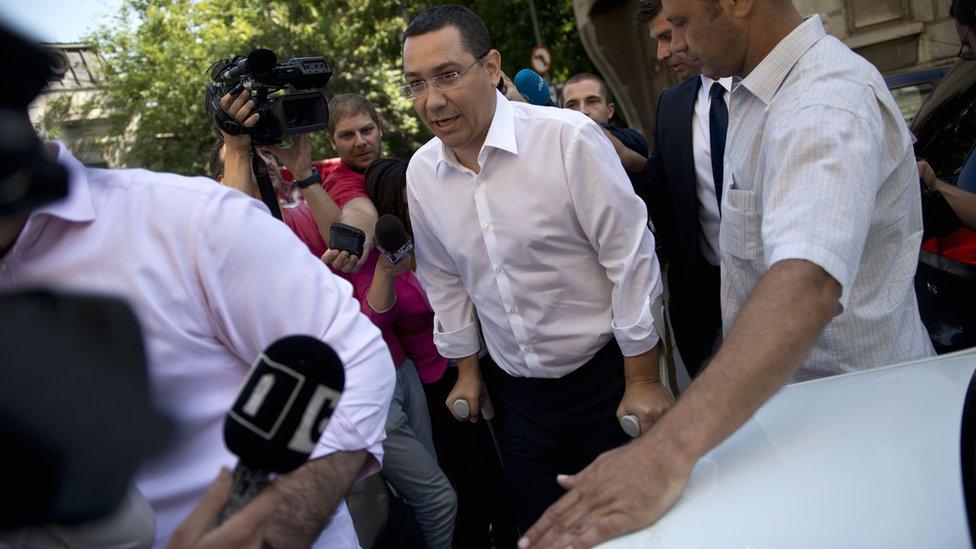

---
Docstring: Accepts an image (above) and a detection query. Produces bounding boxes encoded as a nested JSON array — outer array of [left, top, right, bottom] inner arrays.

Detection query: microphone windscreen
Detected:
[[375, 214, 410, 252], [224, 335, 344, 473], [514, 69, 552, 106], [246, 48, 277, 74]]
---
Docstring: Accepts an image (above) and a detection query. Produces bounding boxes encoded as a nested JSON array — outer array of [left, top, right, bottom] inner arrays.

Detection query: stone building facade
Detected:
[[799, 0, 960, 74], [29, 43, 121, 168], [573, 0, 962, 138]]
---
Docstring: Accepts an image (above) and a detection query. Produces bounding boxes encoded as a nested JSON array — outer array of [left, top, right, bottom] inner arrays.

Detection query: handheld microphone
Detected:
[[375, 214, 413, 265], [219, 335, 345, 523], [513, 69, 555, 107]]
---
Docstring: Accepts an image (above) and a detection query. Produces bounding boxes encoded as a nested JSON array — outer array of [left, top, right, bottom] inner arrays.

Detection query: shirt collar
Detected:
[[435, 90, 519, 177], [699, 75, 734, 96], [738, 15, 826, 105], [35, 141, 96, 223]]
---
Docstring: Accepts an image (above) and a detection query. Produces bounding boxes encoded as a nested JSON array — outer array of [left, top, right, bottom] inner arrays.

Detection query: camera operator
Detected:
[[214, 90, 339, 258], [218, 91, 381, 271]]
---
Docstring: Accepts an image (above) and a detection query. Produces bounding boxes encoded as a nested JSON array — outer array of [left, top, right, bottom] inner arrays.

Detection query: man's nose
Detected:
[[671, 32, 688, 54], [657, 42, 672, 62], [425, 84, 449, 111]]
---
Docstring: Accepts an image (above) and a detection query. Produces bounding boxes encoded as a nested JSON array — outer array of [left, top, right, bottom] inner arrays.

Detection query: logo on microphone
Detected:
[[228, 353, 304, 440]]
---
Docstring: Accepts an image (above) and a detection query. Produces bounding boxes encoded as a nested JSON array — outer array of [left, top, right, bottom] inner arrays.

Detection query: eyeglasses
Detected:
[[399, 52, 488, 100], [961, 27, 974, 61]]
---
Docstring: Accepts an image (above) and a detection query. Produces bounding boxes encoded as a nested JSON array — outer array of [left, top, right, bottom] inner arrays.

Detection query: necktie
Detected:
[[709, 82, 728, 210]]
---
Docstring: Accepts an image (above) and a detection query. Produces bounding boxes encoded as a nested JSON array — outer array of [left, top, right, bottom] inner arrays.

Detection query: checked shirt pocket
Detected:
[[720, 174, 762, 263]]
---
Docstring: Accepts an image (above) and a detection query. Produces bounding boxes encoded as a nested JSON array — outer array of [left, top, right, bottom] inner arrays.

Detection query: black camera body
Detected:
[[206, 49, 333, 145]]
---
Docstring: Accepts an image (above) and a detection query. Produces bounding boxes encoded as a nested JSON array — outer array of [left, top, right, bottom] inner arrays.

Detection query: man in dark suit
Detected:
[[636, 0, 729, 377]]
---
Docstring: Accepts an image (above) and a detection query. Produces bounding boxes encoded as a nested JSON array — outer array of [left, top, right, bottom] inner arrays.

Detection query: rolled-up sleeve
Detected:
[[563, 120, 663, 356], [194, 190, 395, 478], [760, 100, 885, 308], [407, 169, 482, 359]]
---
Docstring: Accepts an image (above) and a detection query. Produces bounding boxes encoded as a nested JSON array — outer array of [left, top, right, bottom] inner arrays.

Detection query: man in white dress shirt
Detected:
[[400, 5, 669, 532], [0, 141, 395, 548], [522, 1, 934, 547]]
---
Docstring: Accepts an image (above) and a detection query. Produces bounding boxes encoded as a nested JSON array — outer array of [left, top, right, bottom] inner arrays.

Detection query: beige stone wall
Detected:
[[794, 0, 959, 74], [29, 43, 124, 168], [573, 0, 959, 142]]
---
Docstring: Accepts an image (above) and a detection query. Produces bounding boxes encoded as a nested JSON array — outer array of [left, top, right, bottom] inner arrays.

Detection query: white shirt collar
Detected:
[[700, 75, 734, 95], [435, 90, 519, 177]]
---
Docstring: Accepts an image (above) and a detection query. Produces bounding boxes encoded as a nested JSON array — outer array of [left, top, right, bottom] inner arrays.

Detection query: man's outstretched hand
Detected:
[[519, 433, 695, 549]]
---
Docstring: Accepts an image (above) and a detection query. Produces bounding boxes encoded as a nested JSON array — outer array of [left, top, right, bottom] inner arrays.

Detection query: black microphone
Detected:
[[219, 48, 277, 82], [514, 69, 555, 107], [218, 335, 345, 523], [375, 214, 413, 265]]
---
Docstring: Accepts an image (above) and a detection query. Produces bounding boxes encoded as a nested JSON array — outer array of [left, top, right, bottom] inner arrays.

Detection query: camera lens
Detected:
[[283, 104, 300, 125]]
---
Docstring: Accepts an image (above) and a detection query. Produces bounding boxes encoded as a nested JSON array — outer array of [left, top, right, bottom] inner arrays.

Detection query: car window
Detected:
[[891, 83, 935, 125], [918, 94, 976, 184]]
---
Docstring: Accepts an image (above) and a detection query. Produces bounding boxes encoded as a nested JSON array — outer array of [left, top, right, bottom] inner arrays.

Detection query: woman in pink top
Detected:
[[361, 158, 517, 549]]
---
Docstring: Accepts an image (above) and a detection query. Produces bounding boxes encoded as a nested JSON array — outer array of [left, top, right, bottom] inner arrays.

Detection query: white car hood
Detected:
[[604, 349, 976, 548]]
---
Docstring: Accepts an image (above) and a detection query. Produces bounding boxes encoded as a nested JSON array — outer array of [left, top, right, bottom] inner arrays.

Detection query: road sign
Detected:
[[531, 45, 552, 76]]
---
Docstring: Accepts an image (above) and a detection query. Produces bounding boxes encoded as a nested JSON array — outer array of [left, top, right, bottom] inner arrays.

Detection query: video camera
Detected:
[[206, 48, 333, 145]]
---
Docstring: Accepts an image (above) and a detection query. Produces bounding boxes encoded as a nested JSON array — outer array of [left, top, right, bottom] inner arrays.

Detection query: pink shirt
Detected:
[[341, 252, 449, 384], [0, 144, 395, 548], [282, 201, 328, 257]]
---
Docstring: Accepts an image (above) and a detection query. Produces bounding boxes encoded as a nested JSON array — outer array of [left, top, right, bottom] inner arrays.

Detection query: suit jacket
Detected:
[[642, 76, 722, 376]]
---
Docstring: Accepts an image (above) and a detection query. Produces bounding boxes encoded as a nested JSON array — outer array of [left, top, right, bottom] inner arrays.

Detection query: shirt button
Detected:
[[494, 265, 501, 273], [522, 345, 533, 353], [508, 306, 517, 314], [483, 223, 491, 231]]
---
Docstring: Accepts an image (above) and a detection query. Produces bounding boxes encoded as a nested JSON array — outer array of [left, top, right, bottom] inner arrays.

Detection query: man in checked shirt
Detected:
[[523, 1, 935, 547]]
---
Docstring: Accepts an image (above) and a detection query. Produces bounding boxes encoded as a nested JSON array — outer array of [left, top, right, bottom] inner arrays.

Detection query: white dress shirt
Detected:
[[407, 92, 663, 379], [0, 144, 395, 547], [691, 75, 733, 266], [723, 15, 934, 382]]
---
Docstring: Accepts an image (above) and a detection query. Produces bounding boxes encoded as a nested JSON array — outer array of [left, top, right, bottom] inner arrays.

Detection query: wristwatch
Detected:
[[294, 167, 322, 189]]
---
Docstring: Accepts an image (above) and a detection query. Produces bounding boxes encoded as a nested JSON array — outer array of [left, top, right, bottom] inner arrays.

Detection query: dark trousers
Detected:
[[481, 340, 630, 533], [669, 262, 722, 378], [424, 368, 519, 549]]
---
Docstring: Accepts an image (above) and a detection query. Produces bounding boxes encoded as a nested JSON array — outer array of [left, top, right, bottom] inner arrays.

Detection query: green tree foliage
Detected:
[[90, 0, 418, 174], [88, 0, 591, 175], [436, 0, 594, 82]]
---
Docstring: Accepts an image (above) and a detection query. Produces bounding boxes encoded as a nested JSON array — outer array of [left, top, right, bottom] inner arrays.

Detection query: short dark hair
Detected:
[[208, 136, 225, 180], [951, 0, 976, 28], [564, 73, 613, 103], [634, 0, 663, 26], [403, 5, 492, 59], [364, 157, 412, 237], [328, 94, 381, 134]]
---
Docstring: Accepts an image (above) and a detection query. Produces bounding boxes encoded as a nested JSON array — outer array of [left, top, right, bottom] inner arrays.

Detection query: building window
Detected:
[[846, 0, 909, 31]]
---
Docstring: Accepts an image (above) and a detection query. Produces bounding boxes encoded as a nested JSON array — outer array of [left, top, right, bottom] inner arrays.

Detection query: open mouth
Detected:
[[433, 115, 459, 130]]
